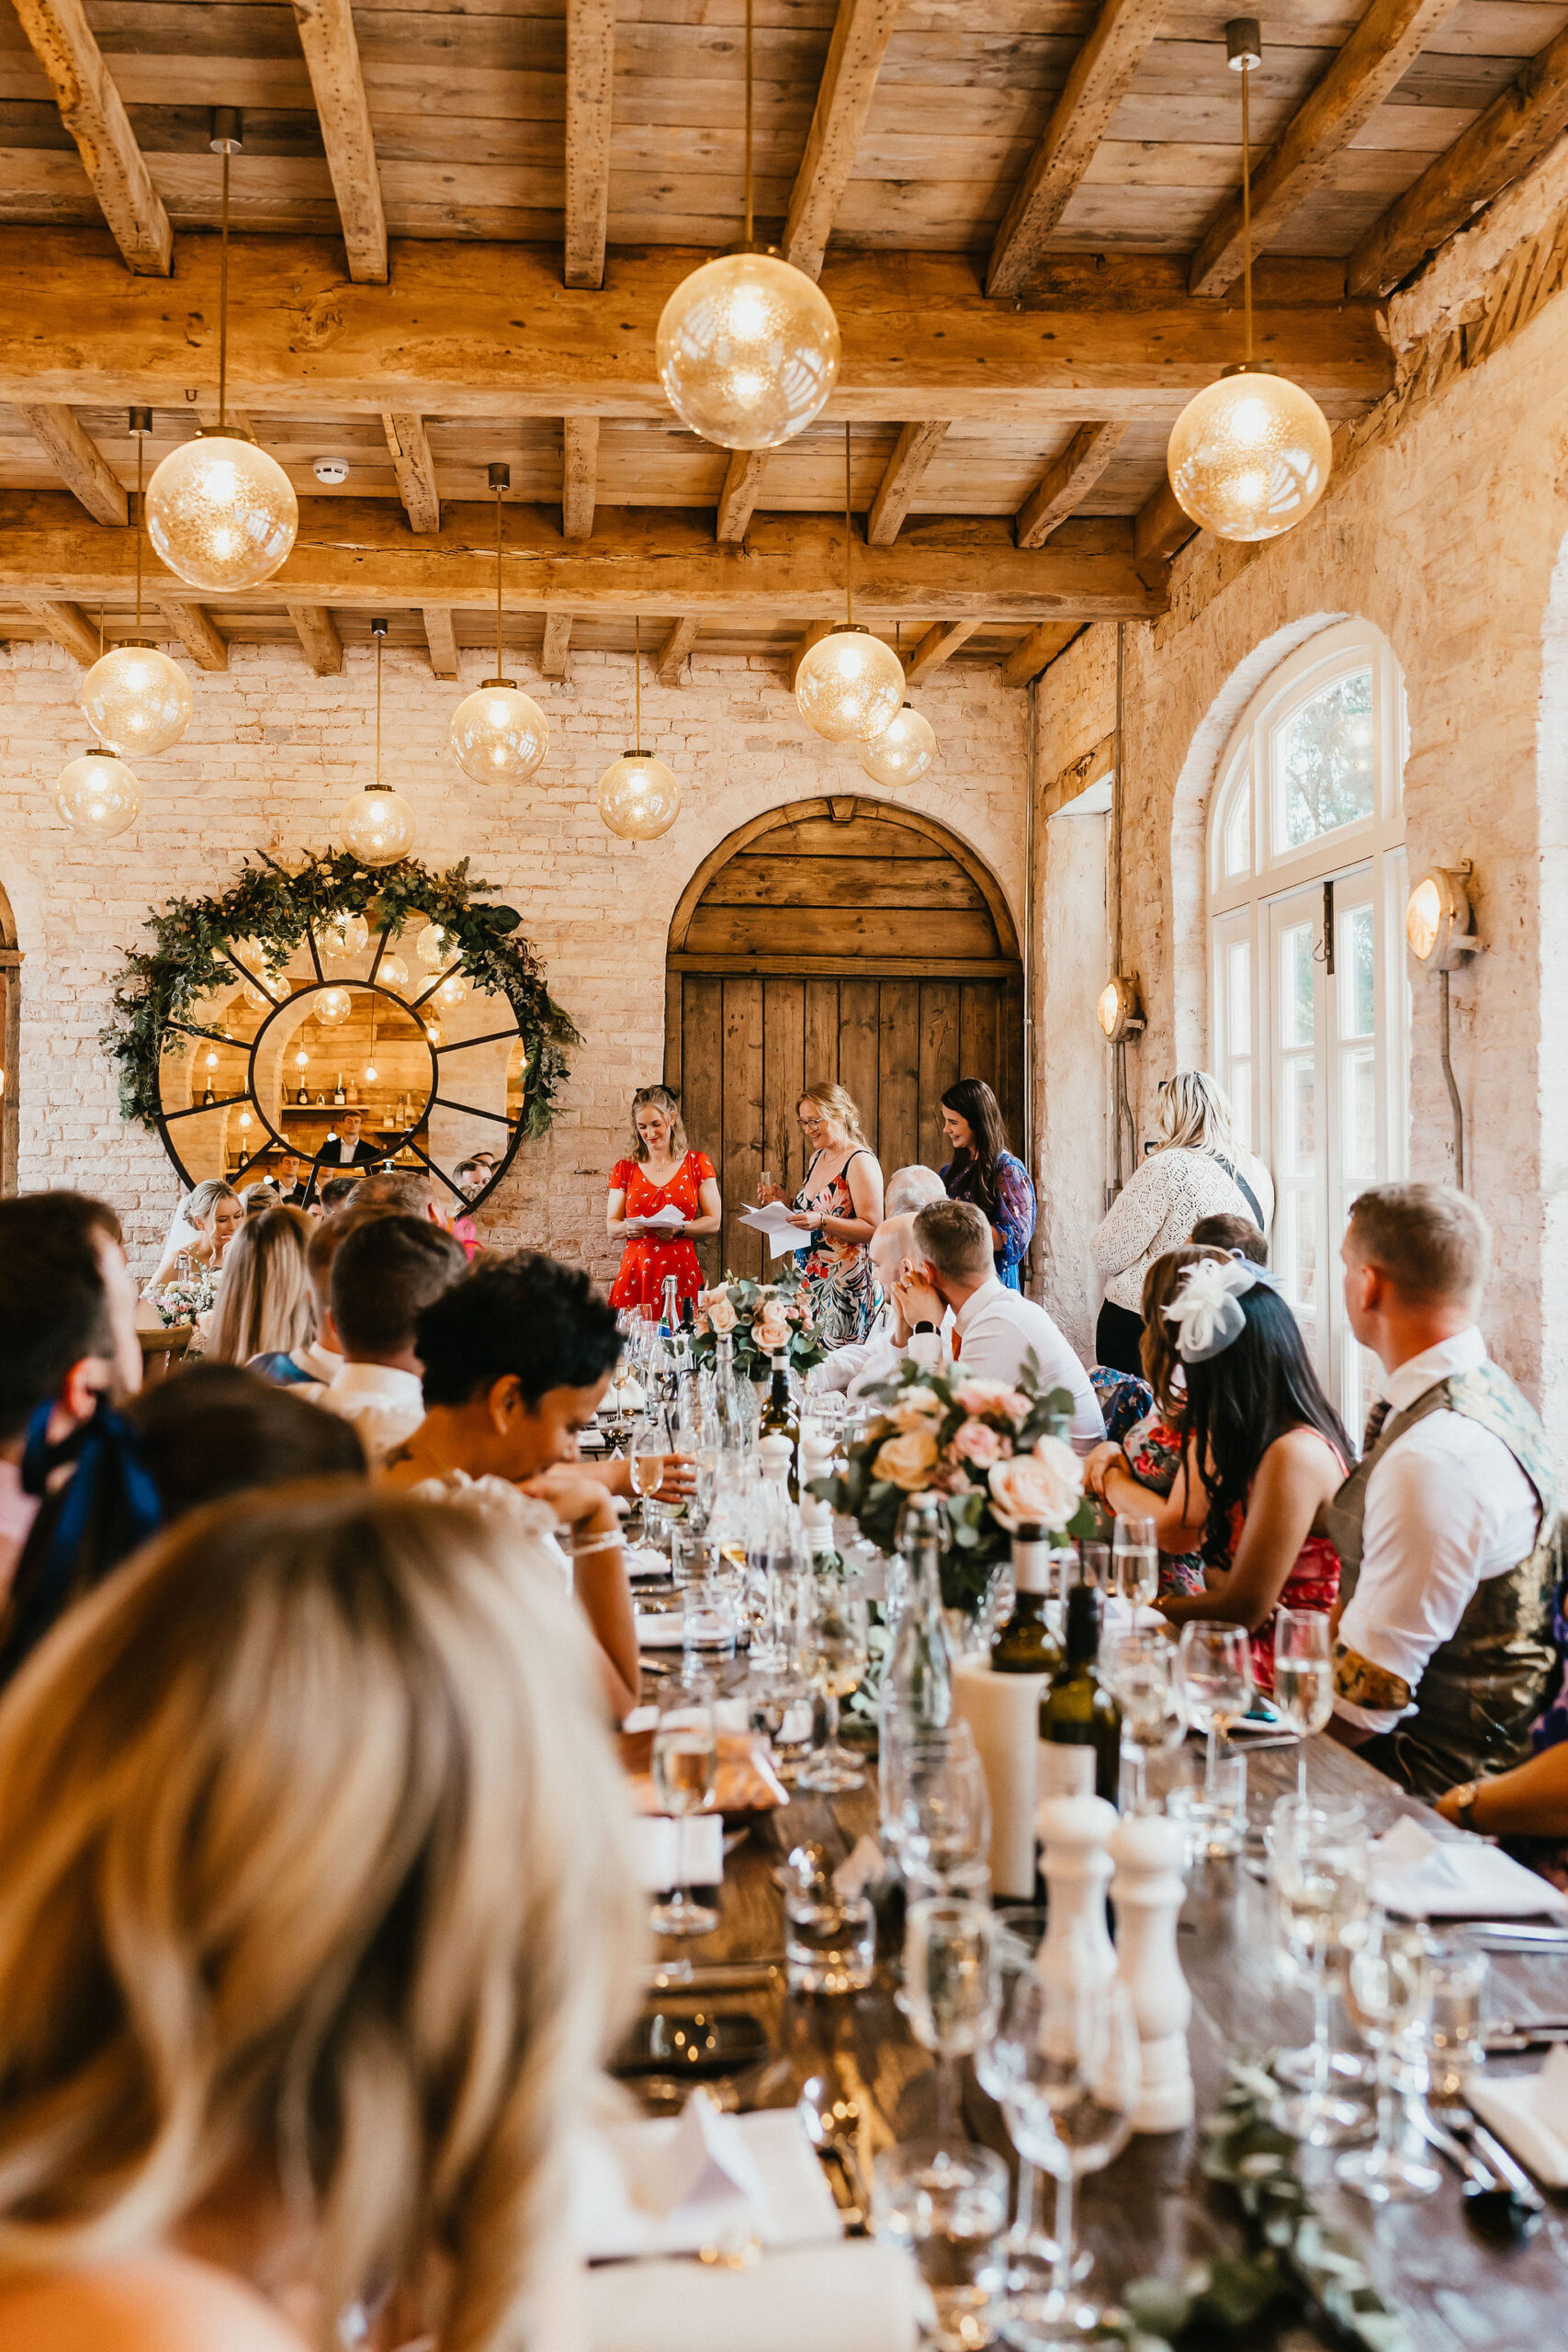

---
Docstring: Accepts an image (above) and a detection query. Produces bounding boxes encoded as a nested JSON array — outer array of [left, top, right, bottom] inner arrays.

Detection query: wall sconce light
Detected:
[[1097, 975, 1145, 1044], [1404, 862, 1482, 1192]]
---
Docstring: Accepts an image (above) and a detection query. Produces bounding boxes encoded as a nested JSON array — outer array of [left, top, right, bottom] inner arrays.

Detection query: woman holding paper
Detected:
[[607, 1084, 723, 1317], [759, 1083, 884, 1349]]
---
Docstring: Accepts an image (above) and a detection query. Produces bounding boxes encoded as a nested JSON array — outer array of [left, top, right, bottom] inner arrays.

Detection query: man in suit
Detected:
[[305, 1109, 380, 1204], [269, 1149, 310, 1208]]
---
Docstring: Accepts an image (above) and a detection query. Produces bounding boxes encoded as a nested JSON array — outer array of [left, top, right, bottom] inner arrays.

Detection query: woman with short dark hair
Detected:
[[939, 1076, 1035, 1290]]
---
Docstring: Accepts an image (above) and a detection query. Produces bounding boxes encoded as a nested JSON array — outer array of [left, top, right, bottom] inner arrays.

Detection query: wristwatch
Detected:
[[913, 1319, 937, 1334], [1450, 1780, 1482, 1829]]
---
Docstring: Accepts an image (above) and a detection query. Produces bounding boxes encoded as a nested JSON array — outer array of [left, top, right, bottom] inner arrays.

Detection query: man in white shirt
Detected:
[[1326, 1182, 1557, 1800], [816, 1211, 955, 1397], [304, 1212, 468, 1464], [891, 1198, 1103, 1442], [305, 1107, 381, 1204]]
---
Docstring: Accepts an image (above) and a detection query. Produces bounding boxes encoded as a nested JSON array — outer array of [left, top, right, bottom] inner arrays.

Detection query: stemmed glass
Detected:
[[1265, 1798, 1371, 2143], [630, 1407, 671, 1546], [982, 1966, 1141, 2341], [888, 1725, 991, 1896], [649, 1687, 719, 1938], [1337, 1912, 1440, 2203], [1111, 1513, 1159, 1608], [1273, 1606, 1334, 1802], [1177, 1622, 1254, 1801], [974, 1908, 1086, 2325], [903, 1896, 1000, 2150], [796, 1576, 870, 1792], [1101, 1626, 1185, 1813]]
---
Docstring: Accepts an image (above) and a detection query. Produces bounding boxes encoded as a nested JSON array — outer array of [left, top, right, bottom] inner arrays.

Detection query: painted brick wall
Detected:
[[0, 643, 1029, 1287]]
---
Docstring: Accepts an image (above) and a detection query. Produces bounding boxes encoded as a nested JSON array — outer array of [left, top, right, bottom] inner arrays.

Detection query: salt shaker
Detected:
[[1109, 1811, 1192, 2132], [799, 1429, 837, 1531], [1035, 1792, 1118, 2004]]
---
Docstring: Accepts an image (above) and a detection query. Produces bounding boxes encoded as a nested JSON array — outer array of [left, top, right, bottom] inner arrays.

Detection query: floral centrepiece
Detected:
[[815, 1354, 1097, 1615], [150, 1272, 216, 1329], [691, 1269, 826, 1384]]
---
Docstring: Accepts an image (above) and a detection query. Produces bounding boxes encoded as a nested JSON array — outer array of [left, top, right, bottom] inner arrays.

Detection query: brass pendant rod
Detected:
[[496, 481, 503, 677], [634, 612, 641, 742], [376, 626, 382, 787], [1241, 56, 1252, 366], [844, 420, 852, 628], [743, 0, 754, 247], [134, 431, 143, 639], [219, 145, 230, 432]]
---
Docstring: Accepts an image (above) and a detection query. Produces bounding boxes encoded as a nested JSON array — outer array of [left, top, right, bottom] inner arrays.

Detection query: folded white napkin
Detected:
[[1371, 1816, 1568, 1918], [574, 2097, 840, 2262], [625, 1544, 672, 1580], [583, 2239, 919, 2352], [629, 1815, 724, 1894], [1467, 2043, 1568, 2186], [635, 1611, 686, 1648]]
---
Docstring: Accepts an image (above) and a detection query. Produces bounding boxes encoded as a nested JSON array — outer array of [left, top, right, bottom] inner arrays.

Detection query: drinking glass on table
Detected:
[[630, 1408, 671, 1504], [904, 1896, 1001, 2151], [891, 1725, 991, 1896], [1101, 1624, 1185, 1813], [796, 1575, 870, 1793], [974, 1905, 1089, 2324], [682, 1577, 739, 1659], [1337, 1911, 1439, 2203], [649, 1687, 719, 1939], [1273, 1605, 1334, 1802], [1177, 1621, 1254, 1801], [1111, 1513, 1159, 1609], [1265, 1799, 1371, 2144]]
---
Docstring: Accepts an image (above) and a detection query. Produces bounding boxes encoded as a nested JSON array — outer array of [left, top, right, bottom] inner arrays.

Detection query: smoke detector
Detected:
[[312, 456, 350, 485]]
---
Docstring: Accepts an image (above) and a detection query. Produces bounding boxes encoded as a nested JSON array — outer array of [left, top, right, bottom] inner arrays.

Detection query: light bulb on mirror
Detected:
[[415, 922, 455, 971], [206, 1048, 219, 1071], [144, 433, 299, 593], [54, 747, 141, 840], [365, 1060, 378, 1085], [79, 643, 192, 756], [341, 785, 416, 866], [795, 626, 905, 743], [378, 951, 410, 993], [448, 681, 548, 785], [314, 986, 353, 1028], [1167, 364, 1333, 544], [861, 703, 936, 786], [320, 910, 369, 962], [656, 249, 840, 449], [597, 751, 682, 842], [436, 972, 468, 1010]]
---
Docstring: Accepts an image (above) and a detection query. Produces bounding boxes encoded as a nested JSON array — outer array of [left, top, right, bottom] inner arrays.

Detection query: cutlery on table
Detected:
[[1433, 2101, 1546, 2222], [1415, 2106, 1540, 2235]]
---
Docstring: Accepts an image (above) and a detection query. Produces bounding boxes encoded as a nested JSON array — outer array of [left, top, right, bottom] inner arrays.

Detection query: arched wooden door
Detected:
[[665, 796, 1023, 1282]]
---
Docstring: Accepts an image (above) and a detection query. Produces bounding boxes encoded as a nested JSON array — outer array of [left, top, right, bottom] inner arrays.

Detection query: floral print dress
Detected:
[[793, 1148, 877, 1351], [942, 1150, 1036, 1290], [1089, 1368, 1205, 1599]]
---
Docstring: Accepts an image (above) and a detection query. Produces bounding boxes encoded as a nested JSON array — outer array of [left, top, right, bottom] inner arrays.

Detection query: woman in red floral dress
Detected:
[[605, 1085, 723, 1317]]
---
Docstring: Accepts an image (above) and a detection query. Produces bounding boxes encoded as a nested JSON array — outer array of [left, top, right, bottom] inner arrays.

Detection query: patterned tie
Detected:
[[1362, 1395, 1392, 1454]]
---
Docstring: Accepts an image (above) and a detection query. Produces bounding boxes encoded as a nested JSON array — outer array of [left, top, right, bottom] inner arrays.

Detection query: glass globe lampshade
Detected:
[[436, 971, 468, 1010], [378, 951, 410, 993], [342, 785, 416, 867], [598, 750, 682, 842], [416, 922, 455, 971], [1167, 364, 1333, 544], [320, 910, 369, 962], [656, 250, 840, 450], [861, 703, 936, 786], [54, 747, 141, 840], [79, 643, 192, 756], [795, 625, 905, 744], [144, 434, 299, 594], [449, 680, 548, 786], [314, 985, 353, 1028]]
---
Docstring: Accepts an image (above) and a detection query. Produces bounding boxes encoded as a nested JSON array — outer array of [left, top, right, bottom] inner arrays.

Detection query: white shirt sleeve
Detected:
[[905, 1327, 942, 1374]]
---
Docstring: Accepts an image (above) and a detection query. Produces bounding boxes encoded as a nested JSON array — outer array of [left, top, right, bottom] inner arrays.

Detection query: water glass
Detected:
[[746, 1673, 816, 1783], [796, 1576, 870, 1793], [785, 1884, 875, 1995], [1166, 1748, 1248, 1860], [1274, 1606, 1334, 1802], [649, 1690, 719, 1938], [1265, 1798, 1371, 2144], [1424, 1945, 1488, 2101], [1177, 1621, 1255, 1797], [973, 1906, 1087, 2318], [872, 2140, 1010, 2352], [1101, 1624, 1185, 1813], [1077, 1541, 1110, 1590], [630, 1408, 672, 1502], [672, 1525, 725, 1590], [890, 1728, 992, 1895], [682, 1578, 739, 1657], [903, 1896, 1000, 2149], [1337, 1913, 1440, 2202], [1111, 1513, 1159, 1608]]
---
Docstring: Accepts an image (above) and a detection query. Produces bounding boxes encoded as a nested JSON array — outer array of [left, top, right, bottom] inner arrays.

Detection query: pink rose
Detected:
[[873, 1427, 940, 1489], [954, 1378, 1032, 1423], [753, 1306, 791, 1352], [707, 1293, 738, 1335], [987, 1436, 1083, 1532], [951, 1418, 1003, 1467]]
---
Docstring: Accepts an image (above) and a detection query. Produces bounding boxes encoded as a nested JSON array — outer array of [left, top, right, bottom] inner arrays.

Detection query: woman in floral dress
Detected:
[[760, 1083, 885, 1351], [939, 1077, 1035, 1290], [605, 1086, 723, 1317], [1086, 1244, 1219, 1600]]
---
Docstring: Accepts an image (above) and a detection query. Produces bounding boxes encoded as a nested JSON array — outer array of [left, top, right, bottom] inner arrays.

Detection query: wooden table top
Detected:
[[638, 1727, 1568, 2347]]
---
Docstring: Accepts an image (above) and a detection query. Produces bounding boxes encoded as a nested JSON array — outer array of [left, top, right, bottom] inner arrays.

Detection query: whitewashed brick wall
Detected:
[[0, 643, 1029, 1288]]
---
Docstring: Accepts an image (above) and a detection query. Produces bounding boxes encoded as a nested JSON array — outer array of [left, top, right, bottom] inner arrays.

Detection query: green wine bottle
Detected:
[[990, 1524, 1062, 1677], [1038, 1582, 1122, 1806]]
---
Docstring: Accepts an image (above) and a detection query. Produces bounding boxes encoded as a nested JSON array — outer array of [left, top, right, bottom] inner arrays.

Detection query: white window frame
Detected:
[[1206, 619, 1409, 1416]]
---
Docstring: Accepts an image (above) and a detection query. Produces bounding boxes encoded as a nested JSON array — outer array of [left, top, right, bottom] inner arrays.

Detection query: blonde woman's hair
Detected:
[[1154, 1069, 1237, 1161], [630, 1083, 687, 1162], [799, 1081, 869, 1149], [0, 1484, 643, 2349], [205, 1203, 315, 1364], [186, 1176, 241, 1225]]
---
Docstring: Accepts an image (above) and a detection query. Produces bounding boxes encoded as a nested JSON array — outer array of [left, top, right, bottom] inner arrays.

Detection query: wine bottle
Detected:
[[991, 1523, 1063, 1677], [758, 1353, 800, 1500], [347, 1075, 360, 1105], [713, 1330, 750, 1456], [1039, 1583, 1122, 1806], [296, 1078, 310, 1106], [658, 1273, 679, 1338], [201, 1080, 215, 1107], [333, 1072, 346, 1106], [885, 1491, 952, 1736]]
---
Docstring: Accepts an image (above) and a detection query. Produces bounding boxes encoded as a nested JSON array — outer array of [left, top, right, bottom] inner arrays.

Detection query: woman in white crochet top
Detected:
[[1089, 1070, 1270, 1374]]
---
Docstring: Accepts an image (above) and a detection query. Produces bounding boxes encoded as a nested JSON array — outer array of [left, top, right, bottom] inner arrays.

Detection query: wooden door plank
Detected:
[[878, 980, 920, 1181], [744, 818, 947, 862], [721, 977, 764, 1282], [960, 983, 1000, 1100], [1001, 976, 1026, 1160], [685, 903, 1001, 962], [682, 974, 725, 1286], [838, 978, 881, 1155], [918, 979, 962, 1172], [671, 953, 1021, 981], [762, 978, 807, 1207], [805, 978, 840, 1102], [706, 857, 988, 912]]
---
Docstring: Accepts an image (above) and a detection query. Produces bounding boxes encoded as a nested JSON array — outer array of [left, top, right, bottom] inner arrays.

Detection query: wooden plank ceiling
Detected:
[[2, 0, 1564, 686]]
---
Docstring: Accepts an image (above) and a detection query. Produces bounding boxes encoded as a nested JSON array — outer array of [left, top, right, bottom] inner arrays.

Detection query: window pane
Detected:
[[1341, 1043, 1376, 1182], [1278, 669, 1374, 849], [1281, 921, 1314, 1049], [1338, 902, 1374, 1039], [1279, 1182, 1317, 1315], [1229, 1059, 1251, 1143], [1225, 938, 1250, 1056], [1223, 771, 1251, 877]]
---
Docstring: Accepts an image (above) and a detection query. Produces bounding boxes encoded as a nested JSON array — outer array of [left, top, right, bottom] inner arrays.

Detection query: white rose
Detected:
[[987, 1435, 1083, 1532]]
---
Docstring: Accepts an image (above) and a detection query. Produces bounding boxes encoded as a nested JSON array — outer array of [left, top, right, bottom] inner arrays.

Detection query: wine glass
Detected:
[[893, 1727, 991, 1897], [796, 1576, 870, 1792], [983, 1965, 1141, 2339], [903, 1896, 1000, 2150], [1337, 1913, 1440, 2203], [1101, 1626, 1185, 1813], [1177, 1621, 1254, 1800], [1273, 1606, 1334, 1802], [649, 1689, 719, 1939], [1265, 1799, 1371, 2144], [1111, 1513, 1159, 1609], [630, 1407, 671, 1526], [973, 1906, 1087, 2323]]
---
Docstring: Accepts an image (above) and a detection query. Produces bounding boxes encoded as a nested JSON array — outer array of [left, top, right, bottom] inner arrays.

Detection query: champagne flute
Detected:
[[1337, 1913, 1439, 2203], [797, 1576, 870, 1792], [649, 1690, 719, 1938], [630, 1408, 671, 1508], [1111, 1513, 1159, 1609], [903, 1896, 999, 2151], [1177, 1622, 1254, 1799], [1101, 1626, 1185, 1813], [896, 1728, 992, 1897], [1265, 1800, 1371, 2143], [1274, 1605, 1334, 1802]]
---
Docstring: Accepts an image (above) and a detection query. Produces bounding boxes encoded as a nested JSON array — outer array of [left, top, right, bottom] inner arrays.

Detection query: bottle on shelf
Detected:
[[991, 1522, 1064, 1677], [201, 1079, 215, 1107], [884, 1490, 953, 1737], [346, 1075, 360, 1106], [1039, 1582, 1122, 1806], [333, 1073, 346, 1106], [758, 1353, 800, 1501], [296, 1076, 310, 1106]]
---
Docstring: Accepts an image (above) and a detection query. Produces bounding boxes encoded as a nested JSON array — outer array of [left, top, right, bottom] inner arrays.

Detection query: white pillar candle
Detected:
[[953, 1660, 1048, 1900]]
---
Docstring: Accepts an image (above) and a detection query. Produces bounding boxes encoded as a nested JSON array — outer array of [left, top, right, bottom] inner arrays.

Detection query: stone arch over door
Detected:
[[0, 874, 17, 1196], [665, 795, 1023, 1280]]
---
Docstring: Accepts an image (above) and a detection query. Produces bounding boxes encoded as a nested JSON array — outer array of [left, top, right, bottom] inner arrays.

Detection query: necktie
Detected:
[[1362, 1395, 1392, 1454]]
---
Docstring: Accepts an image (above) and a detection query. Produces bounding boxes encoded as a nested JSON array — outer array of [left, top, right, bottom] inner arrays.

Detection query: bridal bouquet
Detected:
[[151, 1271, 216, 1328], [691, 1267, 826, 1382], [814, 1354, 1096, 1614]]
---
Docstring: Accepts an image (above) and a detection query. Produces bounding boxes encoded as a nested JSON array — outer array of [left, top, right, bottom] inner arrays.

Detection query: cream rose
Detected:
[[707, 1293, 738, 1335], [987, 1435, 1083, 1532], [874, 1427, 941, 1489], [753, 1306, 791, 1352], [888, 1386, 948, 1432]]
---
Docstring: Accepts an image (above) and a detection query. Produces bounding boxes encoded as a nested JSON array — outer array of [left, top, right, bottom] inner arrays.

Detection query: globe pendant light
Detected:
[[321, 910, 369, 962], [342, 619, 417, 865], [796, 423, 905, 742], [449, 464, 549, 785], [314, 986, 353, 1028], [80, 412, 193, 755], [655, 0, 839, 451], [378, 951, 410, 993], [415, 921, 456, 972], [599, 616, 682, 842], [55, 745, 141, 840], [1167, 22, 1332, 543], [862, 704, 937, 786]]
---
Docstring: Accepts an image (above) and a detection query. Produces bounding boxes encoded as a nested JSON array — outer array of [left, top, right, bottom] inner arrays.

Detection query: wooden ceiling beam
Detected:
[[562, 416, 598, 541], [0, 235, 1392, 424], [381, 412, 439, 534], [655, 616, 700, 685], [289, 0, 388, 284], [10, 0, 171, 275], [160, 600, 227, 672], [1189, 0, 1461, 299], [0, 496, 1165, 623], [17, 404, 126, 526], [422, 605, 459, 679], [867, 419, 948, 546], [541, 611, 572, 677], [716, 450, 767, 543], [288, 603, 343, 675], [783, 0, 902, 282], [23, 596, 99, 664], [1134, 476, 1199, 589], [905, 618, 981, 684], [1015, 422, 1126, 549], [986, 0, 1165, 300], [1000, 621, 1082, 690], [1348, 22, 1568, 297], [564, 0, 615, 290]]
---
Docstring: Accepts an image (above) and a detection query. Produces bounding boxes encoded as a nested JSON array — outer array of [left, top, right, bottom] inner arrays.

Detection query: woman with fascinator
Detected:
[[1086, 1252, 1351, 1692]]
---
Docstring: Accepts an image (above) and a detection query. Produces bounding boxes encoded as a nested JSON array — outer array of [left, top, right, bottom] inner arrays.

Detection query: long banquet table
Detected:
[[637, 1728, 1568, 2346]]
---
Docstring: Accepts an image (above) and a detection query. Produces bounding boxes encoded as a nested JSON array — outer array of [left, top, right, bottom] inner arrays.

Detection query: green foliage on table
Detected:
[[689, 1266, 827, 1382], [103, 848, 579, 1139]]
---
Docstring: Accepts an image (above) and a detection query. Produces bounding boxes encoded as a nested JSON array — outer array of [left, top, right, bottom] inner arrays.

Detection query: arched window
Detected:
[[1208, 619, 1409, 1425]]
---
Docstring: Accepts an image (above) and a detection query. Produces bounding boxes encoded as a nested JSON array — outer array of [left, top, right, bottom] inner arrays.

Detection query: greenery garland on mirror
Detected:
[[103, 847, 580, 1137]]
